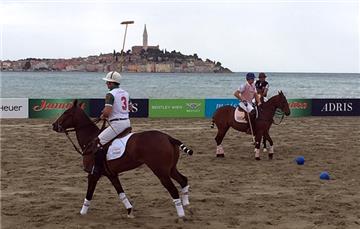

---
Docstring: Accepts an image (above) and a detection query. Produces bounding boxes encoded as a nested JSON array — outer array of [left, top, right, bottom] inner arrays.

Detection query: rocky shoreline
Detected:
[[1, 49, 232, 73]]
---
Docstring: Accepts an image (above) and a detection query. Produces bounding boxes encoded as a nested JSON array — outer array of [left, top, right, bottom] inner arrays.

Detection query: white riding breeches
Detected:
[[239, 101, 254, 113], [98, 119, 131, 145]]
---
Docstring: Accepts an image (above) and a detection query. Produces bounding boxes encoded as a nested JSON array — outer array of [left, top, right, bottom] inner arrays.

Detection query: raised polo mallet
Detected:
[[118, 20, 134, 72]]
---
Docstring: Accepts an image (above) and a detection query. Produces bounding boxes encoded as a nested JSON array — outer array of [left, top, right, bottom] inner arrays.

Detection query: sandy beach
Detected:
[[1, 117, 360, 229]]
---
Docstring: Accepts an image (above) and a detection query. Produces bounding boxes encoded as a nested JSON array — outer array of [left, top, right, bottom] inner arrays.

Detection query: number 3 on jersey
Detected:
[[121, 96, 128, 111]]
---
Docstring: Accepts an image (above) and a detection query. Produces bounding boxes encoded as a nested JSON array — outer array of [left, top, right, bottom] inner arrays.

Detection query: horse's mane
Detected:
[[264, 93, 280, 106], [75, 102, 99, 132], [264, 91, 285, 104]]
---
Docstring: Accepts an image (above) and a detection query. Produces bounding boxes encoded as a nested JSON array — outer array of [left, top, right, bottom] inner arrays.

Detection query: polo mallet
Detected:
[[246, 110, 256, 144], [117, 20, 134, 72], [106, 120, 119, 136]]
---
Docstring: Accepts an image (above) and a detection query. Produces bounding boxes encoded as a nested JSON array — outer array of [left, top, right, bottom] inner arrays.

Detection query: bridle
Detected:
[[64, 128, 85, 156], [273, 108, 285, 125], [273, 95, 288, 125], [57, 115, 105, 156], [258, 94, 287, 124]]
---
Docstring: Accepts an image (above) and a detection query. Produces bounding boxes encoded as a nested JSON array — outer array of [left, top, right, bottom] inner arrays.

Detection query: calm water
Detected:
[[0, 72, 359, 99]]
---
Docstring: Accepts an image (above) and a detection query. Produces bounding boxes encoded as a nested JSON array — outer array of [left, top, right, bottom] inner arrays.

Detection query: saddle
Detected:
[[234, 106, 258, 135], [234, 106, 257, 123], [86, 127, 133, 155], [234, 107, 247, 123], [83, 127, 133, 174]]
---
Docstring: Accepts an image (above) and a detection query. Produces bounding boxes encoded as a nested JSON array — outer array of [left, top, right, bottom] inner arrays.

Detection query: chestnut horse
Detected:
[[52, 100, 193, 218], [211, 91, 290, 160]]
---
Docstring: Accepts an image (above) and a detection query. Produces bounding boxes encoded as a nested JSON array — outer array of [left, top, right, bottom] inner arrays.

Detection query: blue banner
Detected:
[[89, 98, 148, 118], [130, 99, 148, 118], [205, 99, 239, 118], [311, 99, 360, 116], [89, 99, 104, 118]]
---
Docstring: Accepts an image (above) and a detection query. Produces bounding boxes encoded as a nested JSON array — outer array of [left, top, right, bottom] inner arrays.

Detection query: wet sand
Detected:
[[1, 117, 360, 229]]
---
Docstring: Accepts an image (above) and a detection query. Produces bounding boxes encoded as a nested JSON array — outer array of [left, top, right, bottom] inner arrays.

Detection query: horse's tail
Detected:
[[169, 137, 193, 155]]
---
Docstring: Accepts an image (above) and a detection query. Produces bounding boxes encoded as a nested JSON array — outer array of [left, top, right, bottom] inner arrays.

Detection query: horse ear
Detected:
[[73, 99, 78, 107]]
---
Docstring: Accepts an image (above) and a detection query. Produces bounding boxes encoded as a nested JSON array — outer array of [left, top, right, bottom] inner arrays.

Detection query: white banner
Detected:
[[0, 98, 29, 118]]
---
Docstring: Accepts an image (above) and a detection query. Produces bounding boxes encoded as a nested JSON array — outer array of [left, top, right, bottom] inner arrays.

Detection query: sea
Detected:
[[0, 72, 359, 99]]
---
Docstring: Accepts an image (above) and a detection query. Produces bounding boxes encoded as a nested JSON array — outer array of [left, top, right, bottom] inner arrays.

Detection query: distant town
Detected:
[[0, 25, 231, 73]]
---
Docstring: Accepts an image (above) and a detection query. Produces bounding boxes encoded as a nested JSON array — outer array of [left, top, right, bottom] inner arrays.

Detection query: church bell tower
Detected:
[[143, 24, 148, 50]]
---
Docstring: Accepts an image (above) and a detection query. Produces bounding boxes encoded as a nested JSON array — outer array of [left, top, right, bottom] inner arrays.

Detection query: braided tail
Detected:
[[169, 137, 193, 155]]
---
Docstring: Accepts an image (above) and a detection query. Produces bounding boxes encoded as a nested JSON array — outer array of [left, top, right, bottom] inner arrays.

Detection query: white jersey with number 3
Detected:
[[107, 88, 130, 120]]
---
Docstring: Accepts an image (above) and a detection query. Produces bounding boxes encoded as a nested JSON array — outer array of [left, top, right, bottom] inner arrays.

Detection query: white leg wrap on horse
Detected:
[[255, 149, 260, 158], [173, 198, 185, 217], [216, 145, 224, 155], [119, 192, 132, 209], [181, 185, 190, 206], [269, 145, 274, 154], [80, 198, 91, 215]]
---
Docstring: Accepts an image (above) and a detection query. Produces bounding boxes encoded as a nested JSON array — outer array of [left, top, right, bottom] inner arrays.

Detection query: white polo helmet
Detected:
[[103, 71, 122, 84]]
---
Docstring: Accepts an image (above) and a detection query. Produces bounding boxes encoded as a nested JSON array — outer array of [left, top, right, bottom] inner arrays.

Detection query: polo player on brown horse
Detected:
[[212, 88, 290, 160], [52, 100, 193, 218]]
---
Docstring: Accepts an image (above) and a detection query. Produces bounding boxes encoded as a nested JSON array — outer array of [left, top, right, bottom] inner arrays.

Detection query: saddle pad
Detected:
[[234, 108, 247, 123], [106, 133, 134, 161]]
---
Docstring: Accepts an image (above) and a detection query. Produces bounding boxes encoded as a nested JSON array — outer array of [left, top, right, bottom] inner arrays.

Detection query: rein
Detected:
[[62, 118, 106, 156], [257, 96, 286, 124], [64, 129, 84, 156], [273, 108, 285, 125]]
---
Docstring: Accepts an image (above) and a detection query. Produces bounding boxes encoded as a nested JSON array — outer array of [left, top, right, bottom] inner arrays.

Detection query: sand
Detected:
[[1, 117, 360, 229]]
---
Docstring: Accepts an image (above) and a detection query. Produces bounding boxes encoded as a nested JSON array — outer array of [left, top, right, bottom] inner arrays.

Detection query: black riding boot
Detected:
[[92, 147, 106, 176]]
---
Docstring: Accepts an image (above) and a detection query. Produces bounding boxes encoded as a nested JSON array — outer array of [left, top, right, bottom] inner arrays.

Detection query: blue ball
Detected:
[[320, 171, 330, 180], [295, 156, 305, 165]]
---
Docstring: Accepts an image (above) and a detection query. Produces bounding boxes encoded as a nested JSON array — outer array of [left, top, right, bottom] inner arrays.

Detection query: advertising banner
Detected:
[[0, 98, 29, 118], [149, 99, 205, 118], [288, 99, 312, 117], [129, 99, 149, 118], [89, 99, 104, 118], [205, 99, 238, 118], [89, 99, 149, 118], [29, 99, 90, 118], [311, 99, 360, 116]]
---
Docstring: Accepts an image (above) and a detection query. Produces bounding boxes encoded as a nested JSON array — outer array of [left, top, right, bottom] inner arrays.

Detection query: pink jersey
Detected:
[[238, 82, 257, 102]]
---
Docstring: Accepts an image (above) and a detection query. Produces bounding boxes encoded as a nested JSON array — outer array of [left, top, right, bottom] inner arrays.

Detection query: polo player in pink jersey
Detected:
[[233, 72, 261, 134]]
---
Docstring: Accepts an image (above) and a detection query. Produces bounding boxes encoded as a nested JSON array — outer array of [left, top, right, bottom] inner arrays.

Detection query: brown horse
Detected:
[[52, 100, 193, 218], [211, 91, 290, 159]]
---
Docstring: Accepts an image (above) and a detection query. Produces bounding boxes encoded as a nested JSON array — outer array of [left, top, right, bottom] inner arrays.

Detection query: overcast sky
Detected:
[[1, 0, 359, 73]]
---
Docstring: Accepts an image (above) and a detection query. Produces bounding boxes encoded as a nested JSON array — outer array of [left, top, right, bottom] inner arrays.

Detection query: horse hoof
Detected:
[[255, 157, 261, 161], [216, 154, 225, 158], [268, 153, 273, 160], [175, 217, 187, 223], [127, 208, 134, 218]]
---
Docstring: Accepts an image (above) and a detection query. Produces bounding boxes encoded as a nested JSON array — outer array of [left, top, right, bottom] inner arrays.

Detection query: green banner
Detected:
[[29, 99, 90, 118], [288, 99, 312, 117], [149, 99, 205, 117]]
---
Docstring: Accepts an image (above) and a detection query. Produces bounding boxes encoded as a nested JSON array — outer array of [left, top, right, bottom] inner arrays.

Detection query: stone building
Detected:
[[132, 25, 159, 54]]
